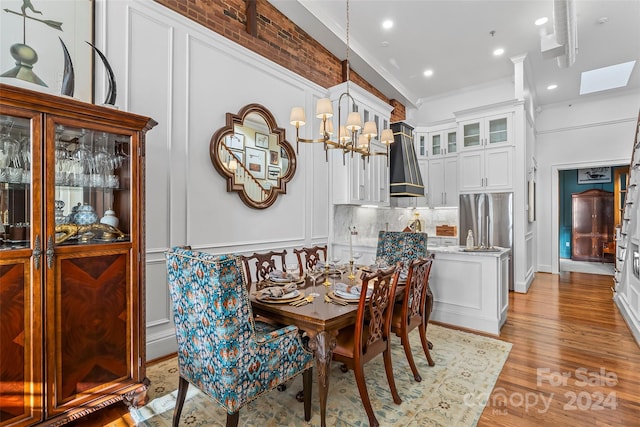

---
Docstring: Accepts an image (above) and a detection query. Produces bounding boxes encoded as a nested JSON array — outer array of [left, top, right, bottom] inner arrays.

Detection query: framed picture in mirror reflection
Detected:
[[270, 150, 279, 165], [225, 133, 244, 150], [268, 166, 280, 182], [255, 132, 269, 148], [245, 147, 266, 179]]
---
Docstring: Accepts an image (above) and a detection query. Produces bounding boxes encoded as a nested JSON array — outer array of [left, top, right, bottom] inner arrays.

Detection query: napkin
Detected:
[[257, 283, 297, 299]]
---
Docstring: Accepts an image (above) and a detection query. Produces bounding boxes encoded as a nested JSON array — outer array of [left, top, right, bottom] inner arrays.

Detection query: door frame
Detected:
[[551, 158, 627, 274]]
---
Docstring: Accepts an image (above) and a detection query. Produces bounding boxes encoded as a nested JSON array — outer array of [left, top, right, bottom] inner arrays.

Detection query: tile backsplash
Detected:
[[333, 205, 458, 246]]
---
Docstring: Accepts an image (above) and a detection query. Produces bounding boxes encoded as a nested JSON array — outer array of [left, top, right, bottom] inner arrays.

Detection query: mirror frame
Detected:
[[210, 103, 297, 209]]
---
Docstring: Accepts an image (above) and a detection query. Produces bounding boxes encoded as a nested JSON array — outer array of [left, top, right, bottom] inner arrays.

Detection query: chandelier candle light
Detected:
[[289, 0, 395, 166]]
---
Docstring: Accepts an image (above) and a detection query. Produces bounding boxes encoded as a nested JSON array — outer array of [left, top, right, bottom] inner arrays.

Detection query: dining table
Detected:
[[249, 268, 404, 427]]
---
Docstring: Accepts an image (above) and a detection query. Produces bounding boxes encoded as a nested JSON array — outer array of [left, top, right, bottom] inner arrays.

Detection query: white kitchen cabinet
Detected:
[[328, 81, 393, 206], [458, 146, 513, 193], [416, 159, 429, 207], [429, 128, 457, 157], [428, 156, 458, 207], [428, 246, 510, 335], [332, 141, 390, 206], [415, 131, 429, 158], [459, 113, 512, 151]]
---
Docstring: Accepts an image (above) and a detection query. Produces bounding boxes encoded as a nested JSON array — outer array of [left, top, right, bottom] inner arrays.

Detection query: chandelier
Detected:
[[289, 0, 394, 166]]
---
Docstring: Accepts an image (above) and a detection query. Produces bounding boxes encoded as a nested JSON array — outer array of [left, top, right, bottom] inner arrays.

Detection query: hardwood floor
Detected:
[[72, 271, 640, 426], [478, 271, 640, 427]]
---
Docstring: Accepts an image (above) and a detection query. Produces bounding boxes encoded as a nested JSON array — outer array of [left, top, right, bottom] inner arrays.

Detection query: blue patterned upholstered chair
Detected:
[[376, 231, 434, 351], [165, 247, 314, 427], [375, 231, 428, 267]]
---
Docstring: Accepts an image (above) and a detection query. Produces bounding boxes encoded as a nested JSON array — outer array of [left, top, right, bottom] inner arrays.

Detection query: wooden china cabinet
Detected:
[[571, 189, 614, 262], [0, 84, 156, 426]]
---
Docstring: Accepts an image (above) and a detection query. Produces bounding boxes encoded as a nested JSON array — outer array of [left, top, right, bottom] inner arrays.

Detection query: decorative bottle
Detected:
[[466, 230, 474, 249]]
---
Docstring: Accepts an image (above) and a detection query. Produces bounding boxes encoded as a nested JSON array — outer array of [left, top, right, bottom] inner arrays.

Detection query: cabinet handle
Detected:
[[33, 235, 42, 270], [46, 235, 55, 270]]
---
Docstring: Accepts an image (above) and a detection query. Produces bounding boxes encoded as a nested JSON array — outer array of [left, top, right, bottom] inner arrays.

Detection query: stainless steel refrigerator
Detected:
[[459, 192, 514, 290]]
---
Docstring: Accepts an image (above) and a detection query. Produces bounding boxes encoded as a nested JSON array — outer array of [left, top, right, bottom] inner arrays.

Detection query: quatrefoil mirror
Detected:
[[210, 104, 296, 209]]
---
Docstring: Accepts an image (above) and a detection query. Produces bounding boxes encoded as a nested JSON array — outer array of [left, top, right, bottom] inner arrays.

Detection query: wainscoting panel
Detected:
[[103, 0, 330, 360]]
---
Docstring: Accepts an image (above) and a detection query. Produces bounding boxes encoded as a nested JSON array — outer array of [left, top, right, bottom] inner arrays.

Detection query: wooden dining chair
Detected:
[[293, 245, 327, 276], [240, 250, 288, 289], [390, 254, 436, 382], [165, 247, 314, 427], [332, 266, 402, 427]]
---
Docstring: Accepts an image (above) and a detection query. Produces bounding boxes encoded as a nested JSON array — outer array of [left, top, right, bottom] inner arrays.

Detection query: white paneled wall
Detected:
[[535, 93, 638, 274], [97, 0, 329, 359]]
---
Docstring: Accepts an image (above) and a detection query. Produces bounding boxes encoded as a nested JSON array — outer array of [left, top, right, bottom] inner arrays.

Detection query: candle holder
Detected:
[[323, 263, 331, 288], [348, 259, 355, 280]]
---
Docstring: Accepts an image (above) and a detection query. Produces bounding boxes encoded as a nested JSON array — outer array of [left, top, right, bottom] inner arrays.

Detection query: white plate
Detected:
[[335, 289, 360, 300]]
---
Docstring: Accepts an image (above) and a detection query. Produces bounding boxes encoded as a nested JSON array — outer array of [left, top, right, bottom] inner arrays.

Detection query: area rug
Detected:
[[129, 324, 511, 426]]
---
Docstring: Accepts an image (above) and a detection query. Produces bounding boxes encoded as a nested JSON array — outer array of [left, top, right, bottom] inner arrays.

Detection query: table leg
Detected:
[[307, 330, 337, 427]]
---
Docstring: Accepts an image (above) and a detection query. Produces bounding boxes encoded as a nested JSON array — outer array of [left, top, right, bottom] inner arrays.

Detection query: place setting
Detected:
[[262, 263, 304, 286], [326, 281, 372, 305], [255, 282, 305, 304]]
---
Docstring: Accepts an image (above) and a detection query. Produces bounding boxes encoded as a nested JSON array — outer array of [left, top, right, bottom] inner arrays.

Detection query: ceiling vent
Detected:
[[389, 122, 424, 198], [540, 0, 578, 68]]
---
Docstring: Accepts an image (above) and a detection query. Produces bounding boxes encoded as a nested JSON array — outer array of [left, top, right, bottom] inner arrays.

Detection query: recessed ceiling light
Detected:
[[423, 69, 434, 77], [382, 20, 393, 30], [535, 17, 548, 26], [493, 48, 505, 56], [547, 84, 558, 90], [580, 61, 636, 95]]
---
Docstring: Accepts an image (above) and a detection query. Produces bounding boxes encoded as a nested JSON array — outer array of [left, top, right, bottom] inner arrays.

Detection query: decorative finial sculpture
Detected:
[[1, 0, 63, 87]]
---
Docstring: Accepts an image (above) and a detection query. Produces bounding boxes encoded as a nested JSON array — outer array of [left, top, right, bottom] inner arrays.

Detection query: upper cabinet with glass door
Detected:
[[429, 128, 457, 157], [459, 113, 512, 151]]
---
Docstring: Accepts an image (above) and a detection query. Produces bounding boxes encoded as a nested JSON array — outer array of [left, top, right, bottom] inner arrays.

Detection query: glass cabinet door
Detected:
[[488, 117, 508, 144], [463, 122, 481, 148], [447, 130, 457, 154], [0, 109, 43, 426], [431, 134, 442, 155], [48, 119, 132, 247], [0, 114, 34, 249]]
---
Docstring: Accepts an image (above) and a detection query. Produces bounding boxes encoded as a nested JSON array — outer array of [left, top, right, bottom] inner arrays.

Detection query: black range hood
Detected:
[[389, 121, 424, 197]]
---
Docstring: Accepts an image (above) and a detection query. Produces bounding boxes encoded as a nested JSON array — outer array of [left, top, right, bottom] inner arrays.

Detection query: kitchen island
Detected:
[[427, 246, 510, 335], [332, 243, 510, 335]]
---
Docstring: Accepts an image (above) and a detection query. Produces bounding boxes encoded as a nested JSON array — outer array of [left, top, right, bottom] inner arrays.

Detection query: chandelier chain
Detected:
[[346, 0, 350, 92]]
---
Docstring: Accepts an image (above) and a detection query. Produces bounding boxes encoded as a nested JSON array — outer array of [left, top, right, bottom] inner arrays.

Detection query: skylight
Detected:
[[580, 61, 636, 95]]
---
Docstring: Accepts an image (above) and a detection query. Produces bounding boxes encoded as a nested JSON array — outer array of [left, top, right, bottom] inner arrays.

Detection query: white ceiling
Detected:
[[270, 0, 640, 109]]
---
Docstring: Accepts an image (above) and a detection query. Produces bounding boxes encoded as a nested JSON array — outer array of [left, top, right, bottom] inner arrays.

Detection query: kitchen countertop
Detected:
[[427, 245, 511, 257]]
